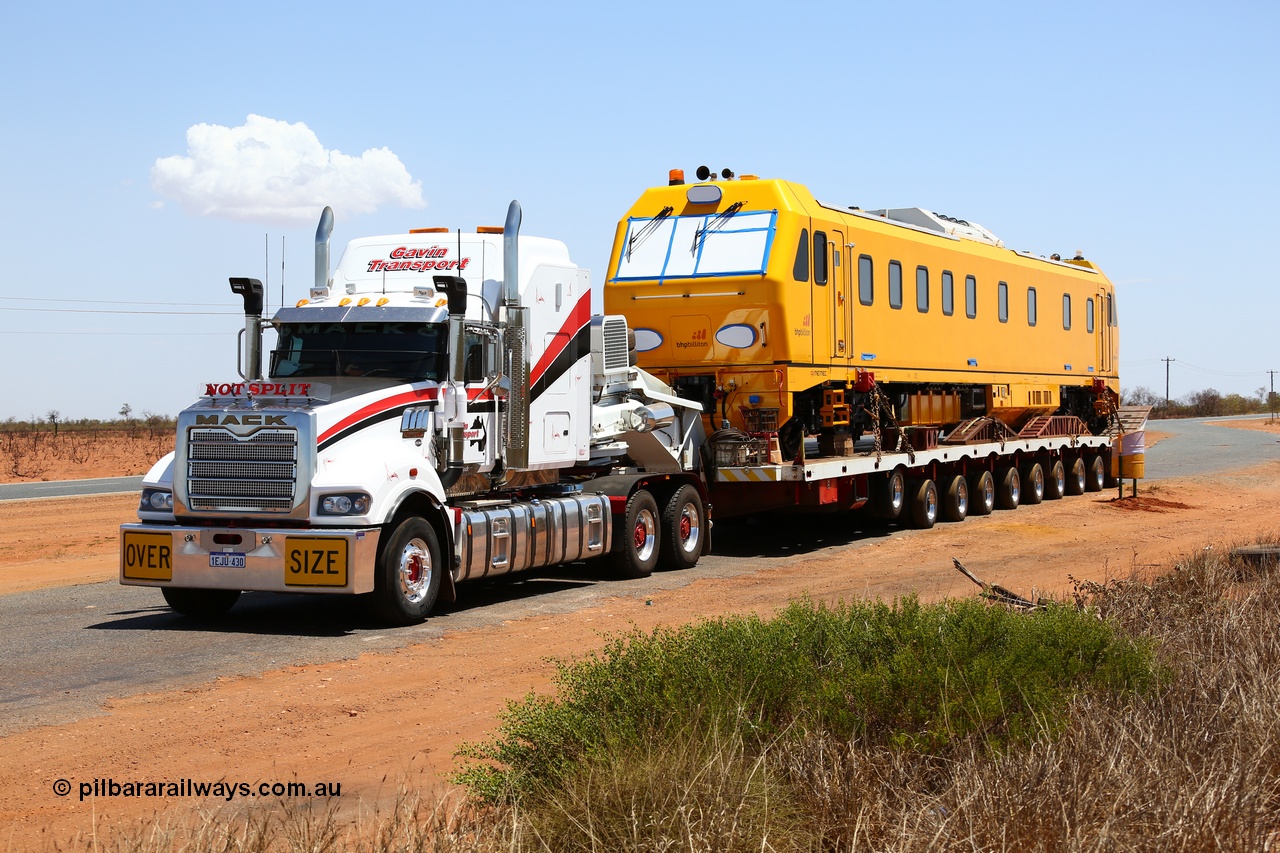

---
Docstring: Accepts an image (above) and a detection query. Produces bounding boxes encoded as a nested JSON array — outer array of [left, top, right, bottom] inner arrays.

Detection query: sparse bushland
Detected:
[[63, 538, 1280, 851], [0, 415, 175, 480]]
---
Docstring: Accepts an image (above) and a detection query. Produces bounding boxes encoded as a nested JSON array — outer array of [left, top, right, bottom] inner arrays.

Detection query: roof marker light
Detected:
[[339, 297, 352, 306], [295, 299, 310, 307], [410, 227, 449, 234], [357, 297, 371, 306], [477, 226, 503, 234], [377, 297, 390, 306]]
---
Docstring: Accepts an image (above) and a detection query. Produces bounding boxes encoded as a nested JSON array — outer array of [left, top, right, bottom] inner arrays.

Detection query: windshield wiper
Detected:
[[626, 206, 674, 260], [691, 201, 745, 255]]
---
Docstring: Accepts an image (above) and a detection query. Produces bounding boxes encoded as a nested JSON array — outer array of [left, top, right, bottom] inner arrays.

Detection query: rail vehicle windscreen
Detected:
[[612, 209, 778, 282]]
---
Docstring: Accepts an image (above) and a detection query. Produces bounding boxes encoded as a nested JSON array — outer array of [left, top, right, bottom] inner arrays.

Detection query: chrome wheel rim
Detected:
[[398, 537, 432, 604]]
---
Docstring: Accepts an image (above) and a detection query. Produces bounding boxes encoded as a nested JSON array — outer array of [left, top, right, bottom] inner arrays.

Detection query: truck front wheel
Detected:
[[609, 489, 661, 579], [161, 587, 240, 619], [372, 517, 442, 626]]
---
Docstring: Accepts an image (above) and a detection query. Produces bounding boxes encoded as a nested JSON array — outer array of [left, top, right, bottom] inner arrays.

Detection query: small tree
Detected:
[[119, 403, 133, 421], [47, 409, 60, 437]]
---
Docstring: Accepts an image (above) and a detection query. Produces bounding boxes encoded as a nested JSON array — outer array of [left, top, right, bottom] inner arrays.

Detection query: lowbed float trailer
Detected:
[[703, 427, 1114, 524], [121, 202, 709, 625]]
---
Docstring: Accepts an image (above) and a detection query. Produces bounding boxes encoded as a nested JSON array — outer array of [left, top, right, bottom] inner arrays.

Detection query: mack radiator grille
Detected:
[[186, 427, 297, 512]]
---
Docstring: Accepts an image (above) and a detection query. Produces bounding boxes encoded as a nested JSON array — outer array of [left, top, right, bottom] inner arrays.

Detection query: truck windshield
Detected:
[[270, 322, 448, 381]]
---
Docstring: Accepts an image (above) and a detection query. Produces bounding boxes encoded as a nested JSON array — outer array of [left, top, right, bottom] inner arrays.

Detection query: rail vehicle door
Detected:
[[830, 228, 849, 365], [808, 225, 829, 366], [1095, 286, 1113, 374]]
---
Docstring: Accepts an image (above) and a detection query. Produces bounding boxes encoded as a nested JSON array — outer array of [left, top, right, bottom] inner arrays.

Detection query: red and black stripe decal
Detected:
[[317, 387, 496, 451], [529, 291, 592, 402]]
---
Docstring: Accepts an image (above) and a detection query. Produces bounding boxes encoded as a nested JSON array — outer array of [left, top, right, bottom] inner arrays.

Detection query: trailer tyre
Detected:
[[996, 466, 1021, 510], [1044, 459, 1067, 500], [1085, 454, 1106, 492], [968, 470, 996, 516], [1066, 458, 1087, 496], [371, 517, 442, 626], [909, 479, 939, 529], [872, 468, 907, 520], [609, 489, 661, 579], [161, 587, 240, 619], [1021, 462, 1045, 505], [942, 475, 969, 523], [660, 485, 704, 571]]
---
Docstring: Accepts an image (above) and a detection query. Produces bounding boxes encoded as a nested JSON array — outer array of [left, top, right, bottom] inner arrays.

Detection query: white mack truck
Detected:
[[120, 202, 709, 624]]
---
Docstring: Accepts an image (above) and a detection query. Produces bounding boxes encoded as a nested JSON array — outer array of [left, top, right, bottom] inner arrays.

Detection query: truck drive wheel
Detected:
[[968, 470, 996, 516], [609, 489, 661, 579], [1065, 458, 1087, 496], [908, 479, 939, 529], [161, 587, 240, 619], [1021, 462, 1045, 505], [371, 517, 442, 626], [996, 466, 1021, 510], [660, 485, 703, 571], [941, 474, 968, 523], [1044, 459, 1067, 500]]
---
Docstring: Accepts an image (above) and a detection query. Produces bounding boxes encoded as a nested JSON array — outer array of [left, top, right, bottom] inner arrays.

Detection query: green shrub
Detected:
[[456, 596, 1155, 805]]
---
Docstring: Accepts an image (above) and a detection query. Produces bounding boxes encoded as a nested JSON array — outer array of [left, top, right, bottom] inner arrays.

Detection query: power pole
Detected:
[[1269, 369, 1277, 418], [1162, 357, 1175, 407]]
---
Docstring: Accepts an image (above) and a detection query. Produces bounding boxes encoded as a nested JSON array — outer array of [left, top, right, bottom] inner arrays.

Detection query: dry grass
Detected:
[[56, 539, 1280, 852]]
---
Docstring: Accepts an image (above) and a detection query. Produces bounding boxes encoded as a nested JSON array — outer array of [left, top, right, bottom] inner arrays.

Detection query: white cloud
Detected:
[[151, 115, 425, 225]]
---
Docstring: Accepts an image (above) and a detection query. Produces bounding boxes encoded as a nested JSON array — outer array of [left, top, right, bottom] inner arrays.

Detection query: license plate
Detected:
[[284, 537, 349, 587], [210, 552, 246, 569], [122, 532, 173, 581]]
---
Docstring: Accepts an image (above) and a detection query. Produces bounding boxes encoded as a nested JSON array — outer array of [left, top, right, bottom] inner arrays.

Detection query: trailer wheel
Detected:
[[371, 517, 442, 626], [609, 489, 661, 579], [968, 470, 996, 516], [941, 475, 969, 522], [161, 587, 240, 619], [1044, 459, 1067, 500], [996, 466, 1021, 510], [1021, 462, 1045, 505], [1084, 454, 1105, 492], [1065, 458, 1087, 496], [872, 468, 907, 519], [660, 485, 704, 571], [908, 479, 939, 529]]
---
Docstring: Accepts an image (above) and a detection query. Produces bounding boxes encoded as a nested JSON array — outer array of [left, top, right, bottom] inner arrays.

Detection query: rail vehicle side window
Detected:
[[1063, 293, 1072, 330], [793, 229, 810, 282], [1086, 298, 1095, 333], [859, 255, 874, 305], [1107, 292, 1117, 326], [941, 271, 954, 316], [998, 281, 1009, 323], [965, 275, 977, 318], [1027, 287, 1037, 327], [813, 231, 828, 286], [889, 261, 903, 309], [916, 266, 929, 313]]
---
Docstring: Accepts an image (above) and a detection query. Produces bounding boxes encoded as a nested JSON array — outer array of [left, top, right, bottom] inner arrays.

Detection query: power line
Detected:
[[1, 330, 227, 336], [0, 306, 238, 316], [0, 296, 234, 307]]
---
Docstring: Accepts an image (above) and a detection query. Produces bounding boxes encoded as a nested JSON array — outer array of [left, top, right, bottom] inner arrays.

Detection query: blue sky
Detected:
[[2, 0, 1276, 420]]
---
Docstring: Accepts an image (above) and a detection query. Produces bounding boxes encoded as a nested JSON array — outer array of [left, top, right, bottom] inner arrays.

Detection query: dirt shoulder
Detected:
[[1206, 417, 1280, 435], [4, 461, 1280, 849]]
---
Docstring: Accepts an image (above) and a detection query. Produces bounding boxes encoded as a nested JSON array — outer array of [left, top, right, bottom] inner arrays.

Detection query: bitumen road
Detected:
[[0, 476, 143, 502], [1, 415, 1277, 736]]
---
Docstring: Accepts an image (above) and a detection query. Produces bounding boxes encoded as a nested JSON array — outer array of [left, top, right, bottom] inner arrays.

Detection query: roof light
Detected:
[[409, 227, 448, 234], [357, 297, 371, 306], [339, 297, 352, 306], [669, 169, 685, 186], [477, 226, 503, 234], [295, 298, 310, 307], [376, 297, 390, 306]]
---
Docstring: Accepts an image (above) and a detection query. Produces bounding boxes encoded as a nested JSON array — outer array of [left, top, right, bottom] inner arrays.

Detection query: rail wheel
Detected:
[[660, 485, 703, 571], [908, 479, 939, 529], [872, 468, 907, 520], [1044, 459, 1067, 500], [941, 474, 969, 522], [609, 489, 661, 579], [161, 587, 240, 619], [371, 517, 442, 626], [1021, 462, 1045, 505], [1065, 458, 1087, 496], [968, 470, 996, 516], [996, 466, 1021, 510], [1085, 454, 1106, 492]]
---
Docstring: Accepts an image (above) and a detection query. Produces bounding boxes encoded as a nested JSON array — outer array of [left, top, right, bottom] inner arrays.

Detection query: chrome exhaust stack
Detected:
[[314, 206, 334, 292], [502, 201, 529, 470]]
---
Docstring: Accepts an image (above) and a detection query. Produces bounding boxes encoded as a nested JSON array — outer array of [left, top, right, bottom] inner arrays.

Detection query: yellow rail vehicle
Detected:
[[604, 169, 1119, 454]]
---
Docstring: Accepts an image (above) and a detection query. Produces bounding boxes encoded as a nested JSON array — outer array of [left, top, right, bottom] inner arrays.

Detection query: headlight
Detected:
[[320, 493, 370, 515], [140, 489, 173, 512]]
